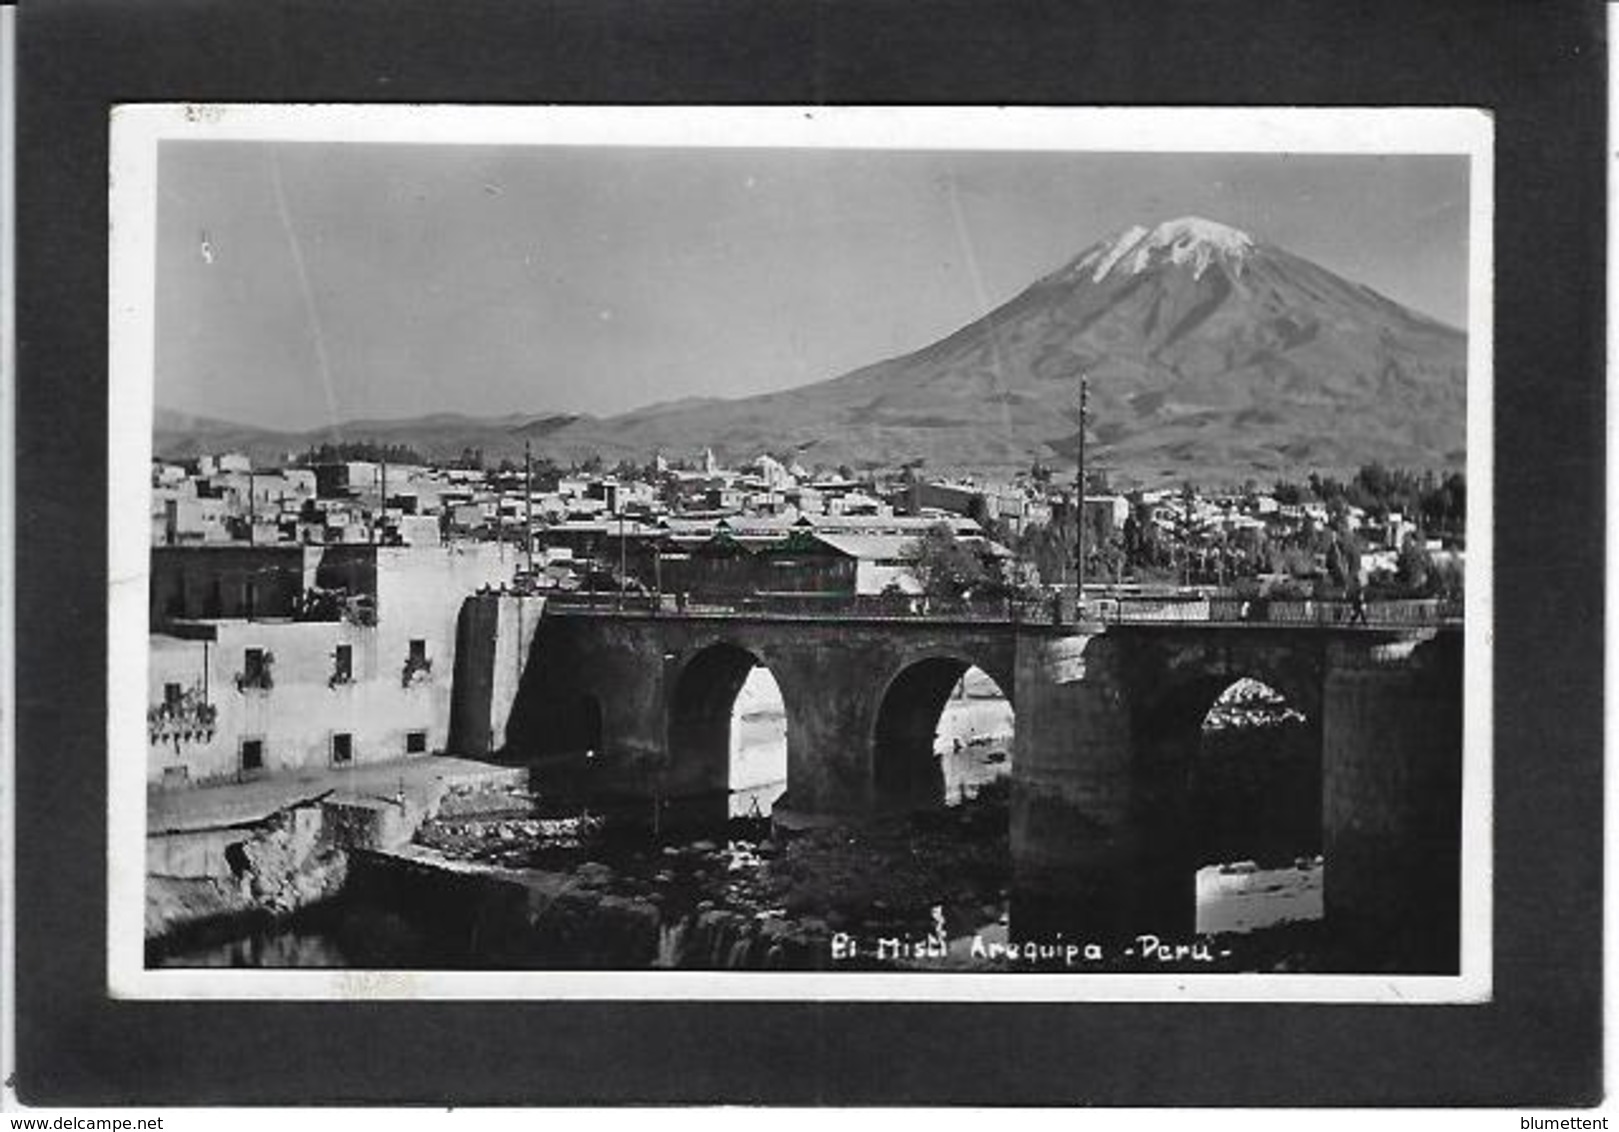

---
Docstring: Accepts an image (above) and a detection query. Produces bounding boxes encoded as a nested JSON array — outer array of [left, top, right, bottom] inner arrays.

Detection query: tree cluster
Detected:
[[1000, 469, 1463, 599], [1276, 464, 1466, 535], [902, 523, 1015, 605], [294, 440, 428, 467]]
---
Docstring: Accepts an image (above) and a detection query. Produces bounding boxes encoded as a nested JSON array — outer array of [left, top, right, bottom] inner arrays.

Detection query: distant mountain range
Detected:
[[156, 217, 1467, 485]]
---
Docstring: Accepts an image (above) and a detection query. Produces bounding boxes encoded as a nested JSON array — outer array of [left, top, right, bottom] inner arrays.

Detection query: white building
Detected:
[[146, 542, 517, 786]]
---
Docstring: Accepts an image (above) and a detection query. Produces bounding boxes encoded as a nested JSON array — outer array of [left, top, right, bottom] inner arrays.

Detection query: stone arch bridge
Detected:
[[505, 611, 1020, 818], [458, 602, 1464, 969]]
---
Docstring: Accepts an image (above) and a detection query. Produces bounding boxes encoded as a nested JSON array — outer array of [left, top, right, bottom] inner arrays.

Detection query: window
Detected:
[[331, 732, 353, 765], [241, 738, 264, 772], [163, 682, 183, 707], [402, 639, 433, 688], [237, 647, 275, 693], [333, 644, 353, 685], [405, 730, 428, 755]]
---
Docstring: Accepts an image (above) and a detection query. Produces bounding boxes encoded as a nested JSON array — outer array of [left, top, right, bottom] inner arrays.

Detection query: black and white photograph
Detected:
[[108, 105, 1492, 1001]]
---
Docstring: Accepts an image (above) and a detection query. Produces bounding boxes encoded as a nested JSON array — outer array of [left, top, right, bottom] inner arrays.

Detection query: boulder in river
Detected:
[[576, 861, 615, 888]]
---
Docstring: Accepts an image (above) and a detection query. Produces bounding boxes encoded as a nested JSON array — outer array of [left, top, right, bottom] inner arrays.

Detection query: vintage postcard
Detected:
[[107, 104, 1493, 1001]]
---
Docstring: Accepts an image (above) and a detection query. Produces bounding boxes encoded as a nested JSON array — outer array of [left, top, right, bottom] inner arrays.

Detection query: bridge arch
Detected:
[[1137, 636, 1324, 730], [870, 649, 1015, 812], [1128, 660, 1325, 935], [666, 639, 789, 819], [1191, 677, 1320, 860]]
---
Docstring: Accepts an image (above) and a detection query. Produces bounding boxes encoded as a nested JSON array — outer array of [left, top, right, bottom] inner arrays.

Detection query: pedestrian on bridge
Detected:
[[1349, 581, 1369, 626]]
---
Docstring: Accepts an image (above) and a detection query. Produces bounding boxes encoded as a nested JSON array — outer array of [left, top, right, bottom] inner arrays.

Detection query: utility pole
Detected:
[[617, 509, 627, 611], [652, 516, 667, 613], [1074, 372, 1089, 616], [524, 440, 534, 579]]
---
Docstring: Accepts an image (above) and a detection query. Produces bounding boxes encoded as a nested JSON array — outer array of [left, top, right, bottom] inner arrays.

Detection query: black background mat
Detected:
[[11, 0, 1606, 1106]]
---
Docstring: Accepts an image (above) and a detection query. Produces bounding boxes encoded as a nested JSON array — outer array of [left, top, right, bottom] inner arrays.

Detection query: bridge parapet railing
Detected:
[[544, 590, 1030, 621], [1101, 595, 1212, 623], [1101, 595, 1462, 627], [541, 589, 1463, 627]]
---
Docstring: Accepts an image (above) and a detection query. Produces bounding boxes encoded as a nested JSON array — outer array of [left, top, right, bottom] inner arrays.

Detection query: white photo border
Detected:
[[108, 104, 1494, 1003]]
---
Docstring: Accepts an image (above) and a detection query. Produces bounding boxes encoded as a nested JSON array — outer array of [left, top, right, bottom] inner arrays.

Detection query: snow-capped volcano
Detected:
[[1069, 216, 1258, 283], [159, 216, 1467, 483], [506, 215, 1466, 480]]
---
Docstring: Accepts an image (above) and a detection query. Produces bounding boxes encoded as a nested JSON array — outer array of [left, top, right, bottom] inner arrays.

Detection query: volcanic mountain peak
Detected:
[[157, 215, 1466, 482], [1071, 215, 1258, 283]]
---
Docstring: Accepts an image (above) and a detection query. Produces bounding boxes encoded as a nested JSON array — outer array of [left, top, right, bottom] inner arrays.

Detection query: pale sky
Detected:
[[155, 142, 1469, 430]]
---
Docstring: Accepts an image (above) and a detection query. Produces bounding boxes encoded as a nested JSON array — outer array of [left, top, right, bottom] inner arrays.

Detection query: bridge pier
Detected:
[[1010, 632, 1196, 943], [773, 648, 880, 816], [1322, 633, 1463, 972]]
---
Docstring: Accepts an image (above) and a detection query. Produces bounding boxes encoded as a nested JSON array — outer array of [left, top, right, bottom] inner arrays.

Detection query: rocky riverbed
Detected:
[[156, 775, 1333, 972], [401, 777, 1014, 969]]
